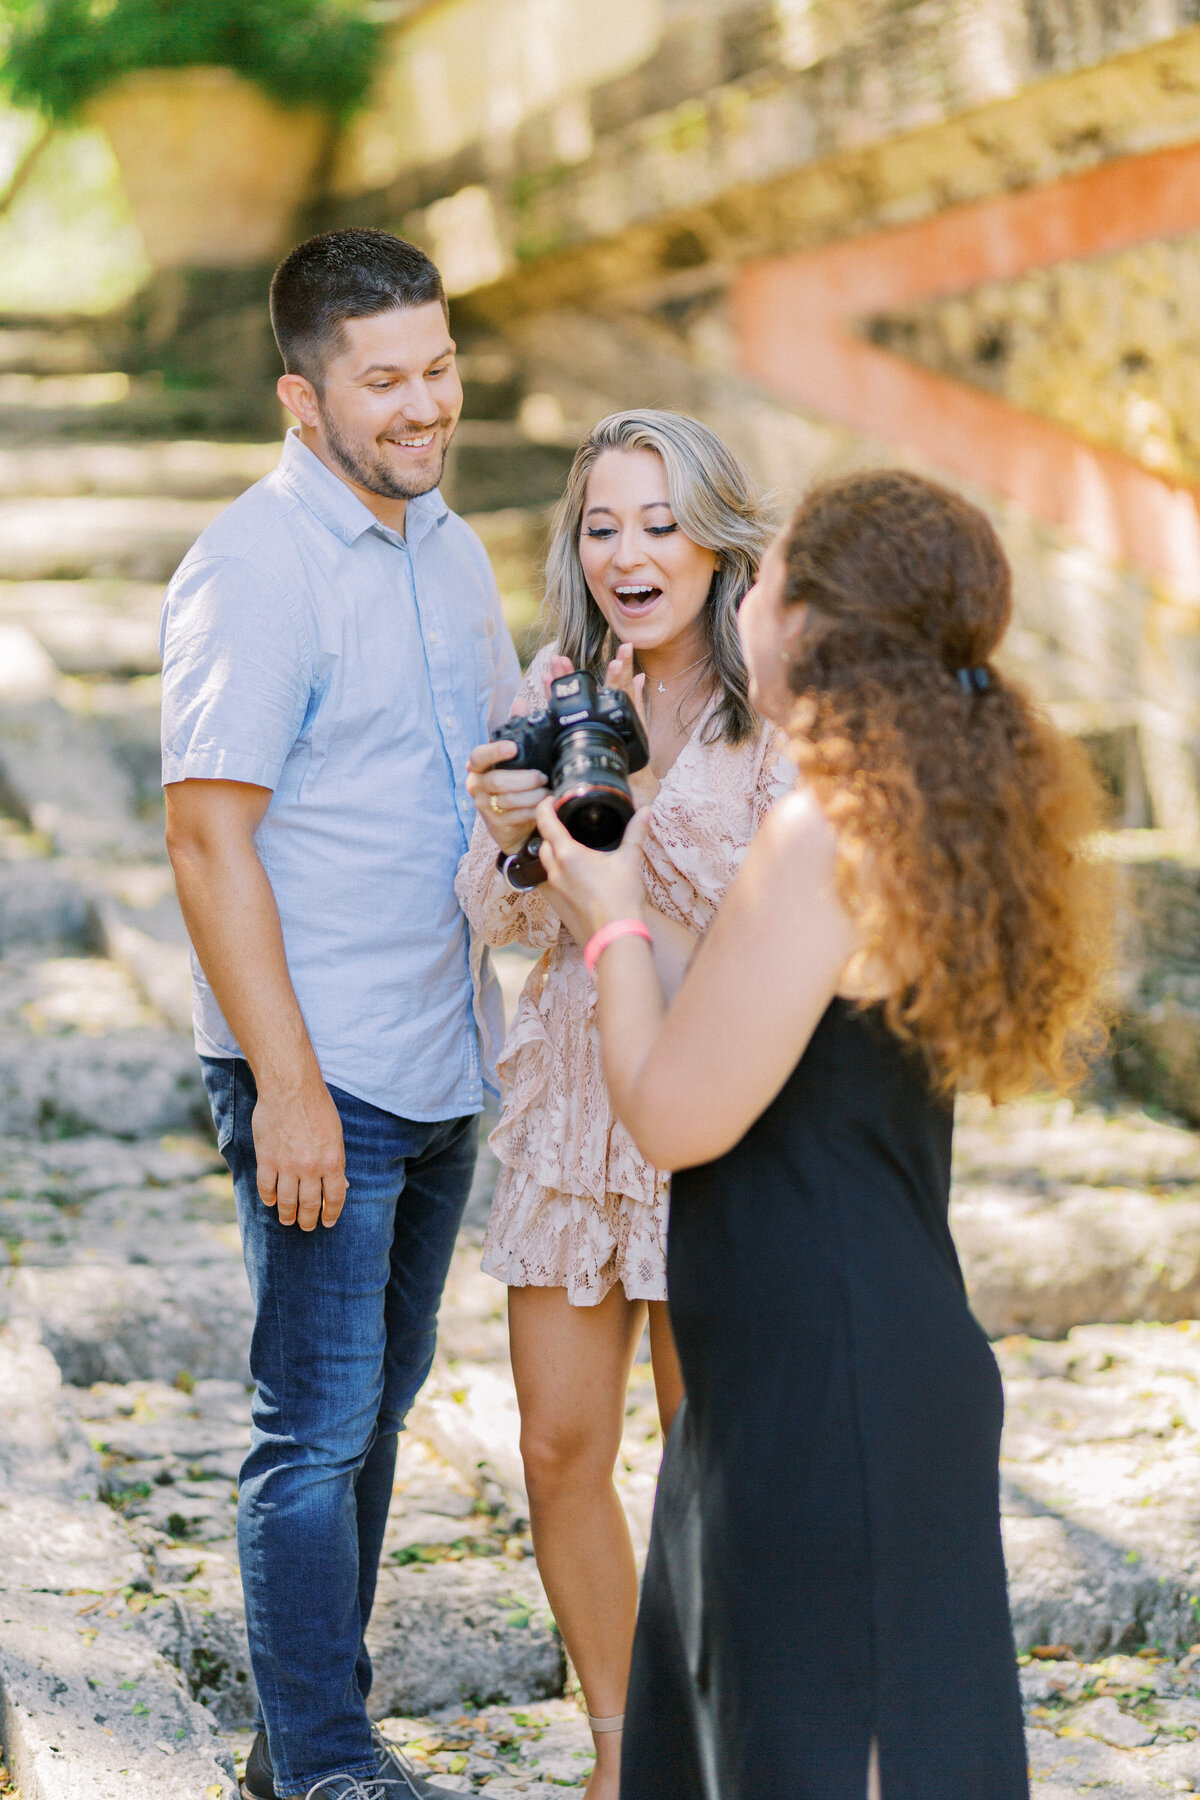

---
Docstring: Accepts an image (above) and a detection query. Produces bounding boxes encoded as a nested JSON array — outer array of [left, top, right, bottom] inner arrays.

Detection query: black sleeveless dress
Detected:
[[621, 1000, 1028, 1800]]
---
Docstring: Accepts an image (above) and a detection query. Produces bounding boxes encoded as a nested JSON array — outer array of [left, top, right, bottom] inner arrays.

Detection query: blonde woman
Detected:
[[456, 412, 788, 1800]]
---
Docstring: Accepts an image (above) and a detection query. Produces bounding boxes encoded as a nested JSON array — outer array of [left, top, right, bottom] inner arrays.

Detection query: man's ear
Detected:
[[277, 372, 320, 427]]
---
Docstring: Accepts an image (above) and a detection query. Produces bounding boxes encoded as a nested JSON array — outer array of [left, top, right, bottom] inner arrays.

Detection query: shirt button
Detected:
[[429, 631, 438, 645]]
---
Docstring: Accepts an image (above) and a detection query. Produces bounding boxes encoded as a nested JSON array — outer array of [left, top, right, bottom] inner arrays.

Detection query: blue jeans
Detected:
[[202, 1058, 477, 1797]]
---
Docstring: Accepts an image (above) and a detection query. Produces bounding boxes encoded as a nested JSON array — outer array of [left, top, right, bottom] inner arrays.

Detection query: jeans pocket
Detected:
[[200, 1058, 237, 1154]]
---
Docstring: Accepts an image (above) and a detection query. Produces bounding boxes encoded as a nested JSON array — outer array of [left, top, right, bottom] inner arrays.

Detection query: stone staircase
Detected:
[[6, 312, 1200, 1799]]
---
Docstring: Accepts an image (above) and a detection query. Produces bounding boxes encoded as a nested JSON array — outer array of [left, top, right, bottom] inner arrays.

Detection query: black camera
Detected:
[[491, 668, 651, 889]]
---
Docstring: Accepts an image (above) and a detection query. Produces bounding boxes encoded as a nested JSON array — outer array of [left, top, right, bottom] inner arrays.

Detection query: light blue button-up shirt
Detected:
[[159, 429, 521, 1119]]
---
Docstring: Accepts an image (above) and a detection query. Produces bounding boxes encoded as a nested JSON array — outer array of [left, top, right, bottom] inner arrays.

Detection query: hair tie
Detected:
[[956, 667, 991, 694]]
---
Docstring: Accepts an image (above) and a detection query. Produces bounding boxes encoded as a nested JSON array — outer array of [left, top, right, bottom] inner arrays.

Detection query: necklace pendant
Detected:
[[656, 680, 666, 693]]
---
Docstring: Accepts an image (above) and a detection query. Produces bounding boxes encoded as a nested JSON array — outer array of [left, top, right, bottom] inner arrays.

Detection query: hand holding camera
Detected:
[[473, 664, 651, 889], [466, 732, 549, 857]]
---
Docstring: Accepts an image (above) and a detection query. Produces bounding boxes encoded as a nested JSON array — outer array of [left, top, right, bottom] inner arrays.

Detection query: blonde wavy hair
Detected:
[[542, 410, 771, 745], [782, 469, 1112, 1101]]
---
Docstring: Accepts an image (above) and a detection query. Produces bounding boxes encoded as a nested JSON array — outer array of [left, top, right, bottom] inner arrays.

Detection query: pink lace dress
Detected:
[[455, 650, 793, 1306]]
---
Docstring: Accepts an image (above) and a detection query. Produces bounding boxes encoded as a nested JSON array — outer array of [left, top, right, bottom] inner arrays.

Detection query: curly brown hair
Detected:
[[782, 469, 1112, 1101]]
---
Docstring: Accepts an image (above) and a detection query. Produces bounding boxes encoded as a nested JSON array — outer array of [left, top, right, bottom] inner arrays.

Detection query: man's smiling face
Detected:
[[300, 301, 463, 508]]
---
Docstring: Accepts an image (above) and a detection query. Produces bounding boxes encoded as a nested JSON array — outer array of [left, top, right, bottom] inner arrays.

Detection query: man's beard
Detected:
[[319, 405, 451, 501]]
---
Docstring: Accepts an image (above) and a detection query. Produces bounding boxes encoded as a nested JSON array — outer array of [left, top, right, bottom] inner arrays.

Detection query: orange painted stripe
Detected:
[[732, 137, 1200, 595]]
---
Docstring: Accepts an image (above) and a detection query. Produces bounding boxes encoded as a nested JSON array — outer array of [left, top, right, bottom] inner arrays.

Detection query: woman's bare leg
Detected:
[[647, 1300, 684, 1436], [868, 1738, 882, 1799], [509, 1283, 647, 1800]]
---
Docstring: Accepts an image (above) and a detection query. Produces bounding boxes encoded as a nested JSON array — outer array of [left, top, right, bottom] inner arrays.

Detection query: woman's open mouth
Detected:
[[613, 584, 663, 615]]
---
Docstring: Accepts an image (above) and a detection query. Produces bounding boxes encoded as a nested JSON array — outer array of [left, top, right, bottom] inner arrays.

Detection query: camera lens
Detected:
[[552, 725, 634, 851]]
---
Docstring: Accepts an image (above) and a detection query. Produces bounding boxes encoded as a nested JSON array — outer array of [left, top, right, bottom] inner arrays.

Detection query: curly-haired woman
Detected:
[[456, 411, 789, 1800], [536, 469, 1111, 1800]]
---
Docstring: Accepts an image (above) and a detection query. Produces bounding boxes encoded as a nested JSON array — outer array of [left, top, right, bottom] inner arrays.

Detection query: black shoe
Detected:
[[241, 1727, 461, 1800], [370, 1726, 467, 1798], [242, 1731, 277, 1800]]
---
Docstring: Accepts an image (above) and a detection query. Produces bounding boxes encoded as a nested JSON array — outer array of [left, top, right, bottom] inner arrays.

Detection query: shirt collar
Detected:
[[277, 428, 449, 548]]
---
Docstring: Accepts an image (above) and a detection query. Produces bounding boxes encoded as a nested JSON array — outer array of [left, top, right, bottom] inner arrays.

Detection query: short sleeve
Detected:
[[159, 555, 310, 790]]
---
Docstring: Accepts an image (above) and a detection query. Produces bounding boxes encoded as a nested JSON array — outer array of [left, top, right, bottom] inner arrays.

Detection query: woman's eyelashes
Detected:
[[582, 523, 679, 539]]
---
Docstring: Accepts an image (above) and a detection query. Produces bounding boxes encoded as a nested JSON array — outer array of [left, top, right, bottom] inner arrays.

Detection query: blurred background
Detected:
[[3, 0, 1200, 1106], [8, 8, 1200, 1797]]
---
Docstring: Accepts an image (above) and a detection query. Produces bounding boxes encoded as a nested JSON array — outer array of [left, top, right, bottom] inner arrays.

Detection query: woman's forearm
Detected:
[[456, 823, 561, 950], [594, 935, 669, 1141]]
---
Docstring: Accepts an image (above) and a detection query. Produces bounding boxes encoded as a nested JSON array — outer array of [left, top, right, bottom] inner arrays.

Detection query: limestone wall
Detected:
[[869, 233, 1200, 487], [310, 3, 1200, 840], [333, 4, 1200, 292]]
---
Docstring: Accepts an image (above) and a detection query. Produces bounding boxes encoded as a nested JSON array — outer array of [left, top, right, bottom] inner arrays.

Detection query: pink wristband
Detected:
[[584, 917, 652, 976]]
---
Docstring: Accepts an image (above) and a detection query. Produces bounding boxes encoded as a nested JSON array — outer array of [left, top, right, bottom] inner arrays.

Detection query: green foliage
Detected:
[[2, 0, 384, 123]]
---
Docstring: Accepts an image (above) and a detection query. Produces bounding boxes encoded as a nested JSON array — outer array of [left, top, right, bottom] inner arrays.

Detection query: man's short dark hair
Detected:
[[270, 228, 447, 389]]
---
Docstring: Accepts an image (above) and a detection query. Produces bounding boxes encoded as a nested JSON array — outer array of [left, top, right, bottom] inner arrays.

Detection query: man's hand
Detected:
[[165, 777, 351, 1232], [252, 1073, 348, 1231]]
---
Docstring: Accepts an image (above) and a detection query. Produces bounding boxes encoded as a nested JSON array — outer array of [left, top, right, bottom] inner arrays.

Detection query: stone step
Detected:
[[0, 1322, 239, 1800], [87, 864, 195, 1033], [0, 692, 162, 859], [0, 858, 94, 952], [0, 938, 205, 1142], [0, 1021, 206, 1141], [0, 441, 278, 501], [1, 1348, 562, 1734], [9, 1265, 253, 1386], [954, 1094, 1200, 1338], [0, 643, 219, 1030], [0, 325, 113, 377], [0, 581, 163, 676], [443, 435, 577, 515], [1000, 1323, 1200, 1660], [0, 378, 275, 444], [0, 495, 225, 583], [0, 1130, 229, 1263], [364, 1704, 592, 1797], [0, 1127, 249, 1382], [958, 1182, 1200, 1338], [0, 1590, 240, 1800], [0, 639, 164, 858], [0, 372, 133, 412]]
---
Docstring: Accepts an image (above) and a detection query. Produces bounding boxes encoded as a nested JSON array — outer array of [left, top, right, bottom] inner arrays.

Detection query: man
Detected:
[[160, 229, 521, 1800]]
